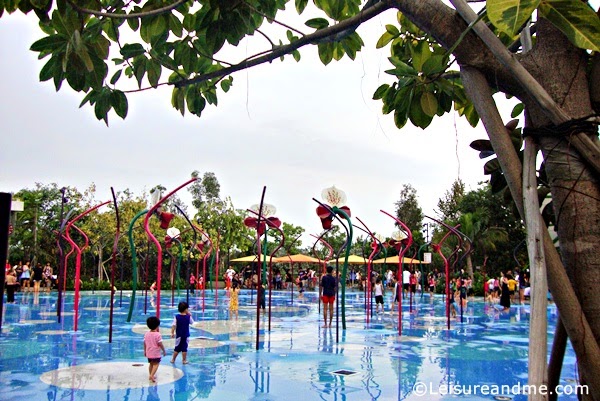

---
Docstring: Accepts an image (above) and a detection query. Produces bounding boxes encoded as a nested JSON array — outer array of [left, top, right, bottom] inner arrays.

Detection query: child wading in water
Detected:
[[171, 302, 194, 364], [229, 281, 240, 319], [144, 316, 167, 382]]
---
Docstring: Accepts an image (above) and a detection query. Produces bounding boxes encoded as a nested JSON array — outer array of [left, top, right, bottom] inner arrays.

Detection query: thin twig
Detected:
[[173, 0, 393, 88], [66, 0, 190, 19], [242, 0, 305, 37], [256, 29, 276, 48]]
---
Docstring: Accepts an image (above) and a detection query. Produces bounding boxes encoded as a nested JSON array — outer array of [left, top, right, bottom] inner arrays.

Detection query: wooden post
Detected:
[[523, 137, 548, 401]]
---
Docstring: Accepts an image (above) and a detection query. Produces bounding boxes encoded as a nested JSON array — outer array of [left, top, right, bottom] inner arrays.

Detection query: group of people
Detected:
[[4, 260, 55, 303], [485, 270, 529, 311]]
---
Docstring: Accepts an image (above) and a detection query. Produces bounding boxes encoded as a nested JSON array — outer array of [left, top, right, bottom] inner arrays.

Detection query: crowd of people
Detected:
[[4, 259, 56, 303]]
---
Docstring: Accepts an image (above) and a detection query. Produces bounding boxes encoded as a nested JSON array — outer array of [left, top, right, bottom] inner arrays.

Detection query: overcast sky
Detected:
[[0, 5, 508, 247]]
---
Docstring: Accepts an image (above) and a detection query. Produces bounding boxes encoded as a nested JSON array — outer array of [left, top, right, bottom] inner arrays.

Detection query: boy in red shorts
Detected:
[[320, 266, 337, 328]]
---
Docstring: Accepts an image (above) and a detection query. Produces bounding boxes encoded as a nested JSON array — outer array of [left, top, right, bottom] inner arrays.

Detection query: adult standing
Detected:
[[402, 268, 411, 299], [5, 271, 19, 303], [43, 263, 53, 292], [320, 266, 337, 328], [32, 263, 44, 293], [20, 261, 31, 292], [499, 273, 511, 311]]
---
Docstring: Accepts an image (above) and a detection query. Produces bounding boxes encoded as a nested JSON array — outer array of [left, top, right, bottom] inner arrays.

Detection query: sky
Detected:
[[0, 4, 507, 247]]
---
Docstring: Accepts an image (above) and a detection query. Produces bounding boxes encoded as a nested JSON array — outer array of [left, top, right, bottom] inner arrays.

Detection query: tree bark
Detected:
[[524, 136, 548, 401], [461, 66, 600, 400]]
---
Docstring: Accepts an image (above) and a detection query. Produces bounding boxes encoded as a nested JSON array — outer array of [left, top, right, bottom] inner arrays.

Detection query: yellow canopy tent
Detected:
[[272, 254, 322, 263], [329, 255, 369, 264], [229, 255, 263, 263], [371, 255, 430, 264]]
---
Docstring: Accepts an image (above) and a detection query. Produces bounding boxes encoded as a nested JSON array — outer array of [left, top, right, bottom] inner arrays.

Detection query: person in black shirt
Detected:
[[320, 266, 337, 328]]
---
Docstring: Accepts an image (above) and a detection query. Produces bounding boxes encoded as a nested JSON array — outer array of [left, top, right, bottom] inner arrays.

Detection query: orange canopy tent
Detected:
[[229, 255, 263, 263]]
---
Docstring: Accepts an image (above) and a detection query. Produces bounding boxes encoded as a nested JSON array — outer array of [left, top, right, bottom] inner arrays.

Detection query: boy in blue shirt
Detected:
[[170, 301, 194, 364]]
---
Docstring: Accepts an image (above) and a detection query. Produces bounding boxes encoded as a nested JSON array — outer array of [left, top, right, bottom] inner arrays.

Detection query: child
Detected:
[[170, 302, 193, 364], [374, 277, 385, 313], [229, 281, 240, 319], [144, 316, 166, 382]]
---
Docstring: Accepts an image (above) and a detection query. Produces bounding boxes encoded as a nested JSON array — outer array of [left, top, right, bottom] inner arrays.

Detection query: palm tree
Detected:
[[459, 211, 508, 278]]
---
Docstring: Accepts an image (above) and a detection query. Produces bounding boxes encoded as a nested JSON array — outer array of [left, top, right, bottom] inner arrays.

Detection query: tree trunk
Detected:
[[461, 66, 600, 399], [524, 21, 600, 397]]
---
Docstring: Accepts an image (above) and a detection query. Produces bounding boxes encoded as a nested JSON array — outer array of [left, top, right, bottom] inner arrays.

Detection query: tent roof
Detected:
[[371, 255, 429, 264], [272, 254, 322, 263], [329, 255, 369, 264], [229, 255, 262, 263]]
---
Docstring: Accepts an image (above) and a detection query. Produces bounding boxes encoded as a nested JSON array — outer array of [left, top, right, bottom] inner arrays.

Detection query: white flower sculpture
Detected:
[[249, 203, 277, 218], [392, 230, 408, 241], [321, 185, 347, 207]]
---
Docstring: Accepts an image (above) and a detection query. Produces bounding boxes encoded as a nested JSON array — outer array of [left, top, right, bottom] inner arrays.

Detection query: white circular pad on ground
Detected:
[[40, 361, 183, 389]]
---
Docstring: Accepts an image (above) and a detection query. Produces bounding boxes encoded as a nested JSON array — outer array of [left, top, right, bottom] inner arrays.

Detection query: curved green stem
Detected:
[[333, 206, 353, 330], [127, 209, 147, 322]]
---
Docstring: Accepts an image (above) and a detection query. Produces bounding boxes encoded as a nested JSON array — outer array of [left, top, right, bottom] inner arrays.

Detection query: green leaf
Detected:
[[421, 55, 446, 75], [149, 15, 168, 40], [109, 69, 122, 85], [110, 90, 128, 119], [295, 0, 308, 14], [94, 90, 111, 124], [420, 91, 438, 117], [292, 49, 301, 62], [305, 18, 329, 29], [186, 87, 206, 116], [30, 34, 66, 52], [484, 158, 501, 174], [39, 55, 57, 82], [120, 43, 146, 59], [133, 56, 147, 88], [539, 0, 600, 51], [487, 0, 540, 36], [147, 59, 162, 88], [169, 14, 183, 38], [127, 17, 140, 31], [171, 87, 186, 116], [373, 84, 390, 100], [511, 102, 524, 117], [376, 32, 394, 49], [411, 40, 431, 72], [393, 106, 409, 128], [318, 42, 334, 65], [220, 77, 232, 93], [409, 93, 434, 129]]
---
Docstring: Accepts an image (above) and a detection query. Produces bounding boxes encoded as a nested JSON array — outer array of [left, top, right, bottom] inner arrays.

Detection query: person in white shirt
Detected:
[[402, 268, 411, 299]]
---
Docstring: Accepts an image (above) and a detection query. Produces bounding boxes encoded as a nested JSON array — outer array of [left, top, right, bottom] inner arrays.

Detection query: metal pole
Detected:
[[0, 193, 12, 333]]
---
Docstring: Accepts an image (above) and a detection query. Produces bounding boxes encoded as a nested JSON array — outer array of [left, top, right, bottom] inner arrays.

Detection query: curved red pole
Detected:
[[247, 209, 285, 331], [192, 223, 212, 313], [143, 178, 197, 319], [355, 217, 381, 325], [426, 216, 460, 330], [65, 200, 111, 331], [380, 210, 413, 336], [311, 232, 334, 319]]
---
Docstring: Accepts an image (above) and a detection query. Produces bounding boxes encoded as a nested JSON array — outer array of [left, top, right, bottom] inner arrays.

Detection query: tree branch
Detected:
[[173, 0, 394, 88], [450, 0, 600, 175], [66, 0, 190, 19]]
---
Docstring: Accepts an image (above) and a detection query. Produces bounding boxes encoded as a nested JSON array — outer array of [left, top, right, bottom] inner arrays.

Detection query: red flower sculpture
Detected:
[[244, 216, 282, 235], [316, 205, 351, 229]]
